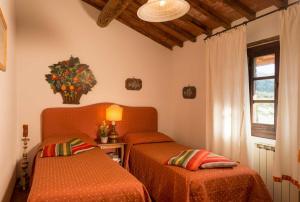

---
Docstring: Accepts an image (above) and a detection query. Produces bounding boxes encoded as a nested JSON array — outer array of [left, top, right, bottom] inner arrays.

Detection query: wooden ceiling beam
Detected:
[[162, 21, 197, 42], [97, 0, 133, 27], [117, 13, 174, 49], [172, 18, 206, 37], [182, 15, 212, 36], [271, 0, 288, 8], [223, 0, 255, 20], [120, 13, 183, 48], [83, 0, 176, 49], [186, 0, 231, 29], [151, 22, 188, 42]]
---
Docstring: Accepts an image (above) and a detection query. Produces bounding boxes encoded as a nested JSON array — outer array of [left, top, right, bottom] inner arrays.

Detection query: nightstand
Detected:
[[98, 142, 126, 166]]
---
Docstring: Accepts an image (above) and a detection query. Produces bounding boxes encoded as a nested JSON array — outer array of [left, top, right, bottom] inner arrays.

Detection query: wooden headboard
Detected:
[[41, 103, 158, 140]]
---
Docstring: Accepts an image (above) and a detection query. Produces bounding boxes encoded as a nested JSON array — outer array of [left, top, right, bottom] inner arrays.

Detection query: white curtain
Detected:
[[205, 26, 251, 165], [273, 4, 300, 187]]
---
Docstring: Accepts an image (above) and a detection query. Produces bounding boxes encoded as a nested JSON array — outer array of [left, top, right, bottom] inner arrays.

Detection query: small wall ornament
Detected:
[[45, 56, 97, 104], [125, 77, 142, 90], [183, 86, 196, 99]]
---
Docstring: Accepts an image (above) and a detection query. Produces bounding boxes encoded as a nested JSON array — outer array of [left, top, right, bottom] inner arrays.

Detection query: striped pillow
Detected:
[[67, 138, 96, 155], [71, 142, 96, 155], [200, 153, 238, 168], [68, 138, 84, 147], [166, 149, 209, 171], [41, 143, 72, 157]]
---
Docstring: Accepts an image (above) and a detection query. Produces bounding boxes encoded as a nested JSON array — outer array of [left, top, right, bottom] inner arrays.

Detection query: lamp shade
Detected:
[[137, 0, 190, 22], [106, 105, 123, 122]]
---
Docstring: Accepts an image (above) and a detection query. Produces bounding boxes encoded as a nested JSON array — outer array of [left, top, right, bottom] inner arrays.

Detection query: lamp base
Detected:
[[109, 124, 118, 143], [109, 134, 118, 143]]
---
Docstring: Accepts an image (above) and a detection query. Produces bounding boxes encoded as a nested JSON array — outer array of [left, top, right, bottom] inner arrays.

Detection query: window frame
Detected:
[[247, 41, 280, 140]]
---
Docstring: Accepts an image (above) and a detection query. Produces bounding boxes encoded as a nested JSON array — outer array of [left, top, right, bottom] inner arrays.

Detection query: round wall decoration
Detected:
[[45, 56, 97, 104]]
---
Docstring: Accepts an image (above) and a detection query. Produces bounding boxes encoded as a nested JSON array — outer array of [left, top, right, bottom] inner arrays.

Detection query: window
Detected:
[[248, 41, 279, 139]]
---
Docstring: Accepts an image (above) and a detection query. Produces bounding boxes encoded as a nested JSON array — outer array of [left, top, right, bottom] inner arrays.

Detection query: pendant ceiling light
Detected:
[[137, 0, 190, 22]]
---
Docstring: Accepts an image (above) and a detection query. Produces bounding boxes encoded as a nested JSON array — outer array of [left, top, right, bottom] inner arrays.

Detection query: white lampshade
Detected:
[[106, 104, 123, 122], [137, 0, 190, 22]]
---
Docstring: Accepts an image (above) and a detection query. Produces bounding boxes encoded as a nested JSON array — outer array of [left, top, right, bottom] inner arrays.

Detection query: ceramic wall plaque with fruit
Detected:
[[45, 56, 97, 104]]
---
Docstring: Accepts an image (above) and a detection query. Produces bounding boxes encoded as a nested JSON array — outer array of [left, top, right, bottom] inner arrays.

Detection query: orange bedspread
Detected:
[[28, 136, 149, 202], [126, 138, 272, 202]]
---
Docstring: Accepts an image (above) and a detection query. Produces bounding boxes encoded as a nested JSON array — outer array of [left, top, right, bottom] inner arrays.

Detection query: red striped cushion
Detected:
[[41, 143, 72, 157], [71, 142, 96, 155], [166, 149, 209, 171], [68, 138, 84, 147], [200, 153, 238, 168], [41, 144, 56, 157]]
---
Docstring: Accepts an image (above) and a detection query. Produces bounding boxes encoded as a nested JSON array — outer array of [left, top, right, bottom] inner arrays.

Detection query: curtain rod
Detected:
[[204, 0, 300, 41]]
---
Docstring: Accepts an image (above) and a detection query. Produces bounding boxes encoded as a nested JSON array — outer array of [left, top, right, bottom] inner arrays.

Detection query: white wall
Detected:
[[246, 7, 279, 44], [15, 0, 173, 156], [170, 38, 206, 148], [0, 0, 17, 201]]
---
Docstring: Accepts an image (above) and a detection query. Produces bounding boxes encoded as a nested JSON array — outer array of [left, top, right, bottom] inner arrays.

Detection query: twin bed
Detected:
[[28, 135, 149, 202], [28, 103, 271, 202], [123, 132, 271, 202]]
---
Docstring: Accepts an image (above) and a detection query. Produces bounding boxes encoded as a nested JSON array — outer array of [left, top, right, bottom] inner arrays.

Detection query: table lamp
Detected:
[[106, 104, 123, 143]]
